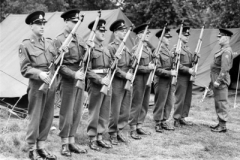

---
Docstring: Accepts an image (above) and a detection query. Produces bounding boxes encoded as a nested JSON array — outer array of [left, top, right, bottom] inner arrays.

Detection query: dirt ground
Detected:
[[0, 94, 240, 160]]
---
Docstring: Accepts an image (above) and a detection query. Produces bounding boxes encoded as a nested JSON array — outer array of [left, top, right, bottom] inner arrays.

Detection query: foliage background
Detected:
[[1, 0, 240, 28]]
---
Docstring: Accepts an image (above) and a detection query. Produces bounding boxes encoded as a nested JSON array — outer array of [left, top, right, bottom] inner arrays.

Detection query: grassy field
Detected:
[[0, 94, 240, 160]]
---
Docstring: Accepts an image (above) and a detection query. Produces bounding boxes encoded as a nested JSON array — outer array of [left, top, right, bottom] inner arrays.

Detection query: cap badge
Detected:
[[121, 22, 124, 26], [75, 13, 79, 18], [39, 14, 43, 20]]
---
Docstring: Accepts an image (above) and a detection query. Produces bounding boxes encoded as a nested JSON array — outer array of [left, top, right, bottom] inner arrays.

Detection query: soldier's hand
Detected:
[[101, 77, 110, 86], [213, 81, 220, 88], [125, 72, 133, 80], [86, 40, 95, 48], [75, 70, 85, 80], [61, 46, 69, 53], [39, 72, 51, 84], [148, 63, 155, 70], [188, 68, 196, 76], [170, 70, 177, 76]]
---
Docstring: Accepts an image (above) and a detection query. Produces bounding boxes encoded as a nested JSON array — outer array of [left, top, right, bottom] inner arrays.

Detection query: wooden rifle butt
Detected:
[[39, 83, 49, 94], [100, 85, 108, 95], [171, 76, 177, 85], [124, 80, 132, 91], [75, 79, 84, 89]]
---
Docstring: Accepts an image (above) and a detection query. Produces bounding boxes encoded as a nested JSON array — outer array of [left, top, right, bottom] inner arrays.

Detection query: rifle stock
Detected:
[[171, 22, 184, 85], [146, 23, 167, 87], [124, 23, 149, 90], [38, 12, 85, 92], [100, 25, 134, 95], [190, 25, 204, 81], [75, 10, 101, 89]]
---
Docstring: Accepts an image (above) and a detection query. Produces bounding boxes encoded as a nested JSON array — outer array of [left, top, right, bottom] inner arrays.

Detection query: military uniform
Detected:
[[107, 20, 133, 143], [56, 9, 87, 157], [153, 29, 175, 131], [172, 27, 194, 126], [19, 11, 57, 160], [210, 28, 234, 132], [86, 19, 113, 150], [129, 23, 153, 135]]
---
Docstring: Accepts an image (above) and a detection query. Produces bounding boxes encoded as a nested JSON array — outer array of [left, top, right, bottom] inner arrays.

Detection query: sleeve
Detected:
[[19, 44, 42, 80], [86, 51, 103, 84], [54, 38, 76, 79], [216, 50, 232, 84], [155, 54, 171, 77], [179, 63, 190, 73]]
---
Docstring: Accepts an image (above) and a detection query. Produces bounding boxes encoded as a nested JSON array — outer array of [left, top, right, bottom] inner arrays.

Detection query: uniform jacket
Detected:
[[108, 38, 133, 79], [211, 44, 233, 85], [155, 43, 174, 77], [54, 30, 86, 79], [131, 42, 153, 74], [19, 34, 56, 80], [87, 40, 112, 84]]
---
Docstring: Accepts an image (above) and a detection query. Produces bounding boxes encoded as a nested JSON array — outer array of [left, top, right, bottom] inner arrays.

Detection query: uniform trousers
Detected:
[[87, 81, 111, 141], [129, 73, 151, 130], [26, 79, 56, 147], [59, 77, 85, 139], [153, 76, 173, 123], [173, 75, 192, 120], [109, 77, 132, 136]]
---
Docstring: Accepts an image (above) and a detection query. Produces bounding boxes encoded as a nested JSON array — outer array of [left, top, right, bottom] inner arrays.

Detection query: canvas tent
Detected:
[[0, 8, 239, 98], [0, 9, 135, 97], [148, 28, 240, 89]]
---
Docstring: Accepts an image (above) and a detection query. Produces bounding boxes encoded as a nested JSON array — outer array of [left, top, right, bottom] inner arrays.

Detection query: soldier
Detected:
[[153, 28, 176, 133], [128, 23, 155, 140], [108, 19, 133, 145], [86, 19, 113, 151], [210, 28, 234, 133], [19, 11, 57, 160], [173, 26, 196, 127], [55, 9, 87, 157]]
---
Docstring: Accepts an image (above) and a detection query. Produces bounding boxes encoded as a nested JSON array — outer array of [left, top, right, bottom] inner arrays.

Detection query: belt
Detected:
[[91, 68, 109, 74]]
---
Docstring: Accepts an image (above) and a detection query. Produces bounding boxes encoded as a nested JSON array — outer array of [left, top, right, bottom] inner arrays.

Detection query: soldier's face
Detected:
[[163, 37, 171, 45], [115, 29, 127, 40], [218, 36, 229, 46], [181, 34, 189, 43], [66, 21, 77, 31], [31, 23, 45, 36], [96, 30, 105, 41], [138, 33, 149, 41]]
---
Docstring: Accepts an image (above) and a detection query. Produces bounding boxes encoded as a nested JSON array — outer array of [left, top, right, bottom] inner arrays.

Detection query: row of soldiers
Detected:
[[19, 9, 235, 160]]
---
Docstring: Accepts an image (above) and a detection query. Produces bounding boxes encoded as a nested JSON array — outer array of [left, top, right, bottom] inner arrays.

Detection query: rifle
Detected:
[[75, 10, 101, 89], [171, 22, 184, 85], [39, 13, 85, 93], [124, 23, 150, 91], [146, 23, 167, 87], [190, 25, 204, 81], [100, 25, 134, 95], [199, 86, 209, 103]]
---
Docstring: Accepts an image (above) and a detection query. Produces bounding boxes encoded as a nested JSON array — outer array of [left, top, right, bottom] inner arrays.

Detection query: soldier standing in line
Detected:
[[210, 28, 234, 133], [107, 19, 133, 145], [128, 23, 155, 140], [153, 28, 176, 133], [173, 26, 196, 127], [55, 9, 87, 157], [19, 11, 57, 160], [86, 19, 113, 151]]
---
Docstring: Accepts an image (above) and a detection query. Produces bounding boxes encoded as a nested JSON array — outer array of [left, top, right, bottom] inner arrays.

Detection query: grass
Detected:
[[0, 94, 240, 160]]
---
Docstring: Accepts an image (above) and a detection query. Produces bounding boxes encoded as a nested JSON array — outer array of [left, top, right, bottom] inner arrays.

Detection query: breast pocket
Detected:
[[161, 56, 171, 68], [92, 51, 103, 68], [29, 51, 46, 66], [214, 56, 221, 66], [140, 52, 150, 65], [180, 53, 188, 64]]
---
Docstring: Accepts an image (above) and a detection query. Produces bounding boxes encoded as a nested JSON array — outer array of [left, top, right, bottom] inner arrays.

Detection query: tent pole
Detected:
[[233, 60, 240, 108], [3, 96, 23, 132]]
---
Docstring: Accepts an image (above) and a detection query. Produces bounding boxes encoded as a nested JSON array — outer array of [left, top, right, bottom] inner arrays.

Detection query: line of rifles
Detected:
[[38, 10, 205, 101]]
